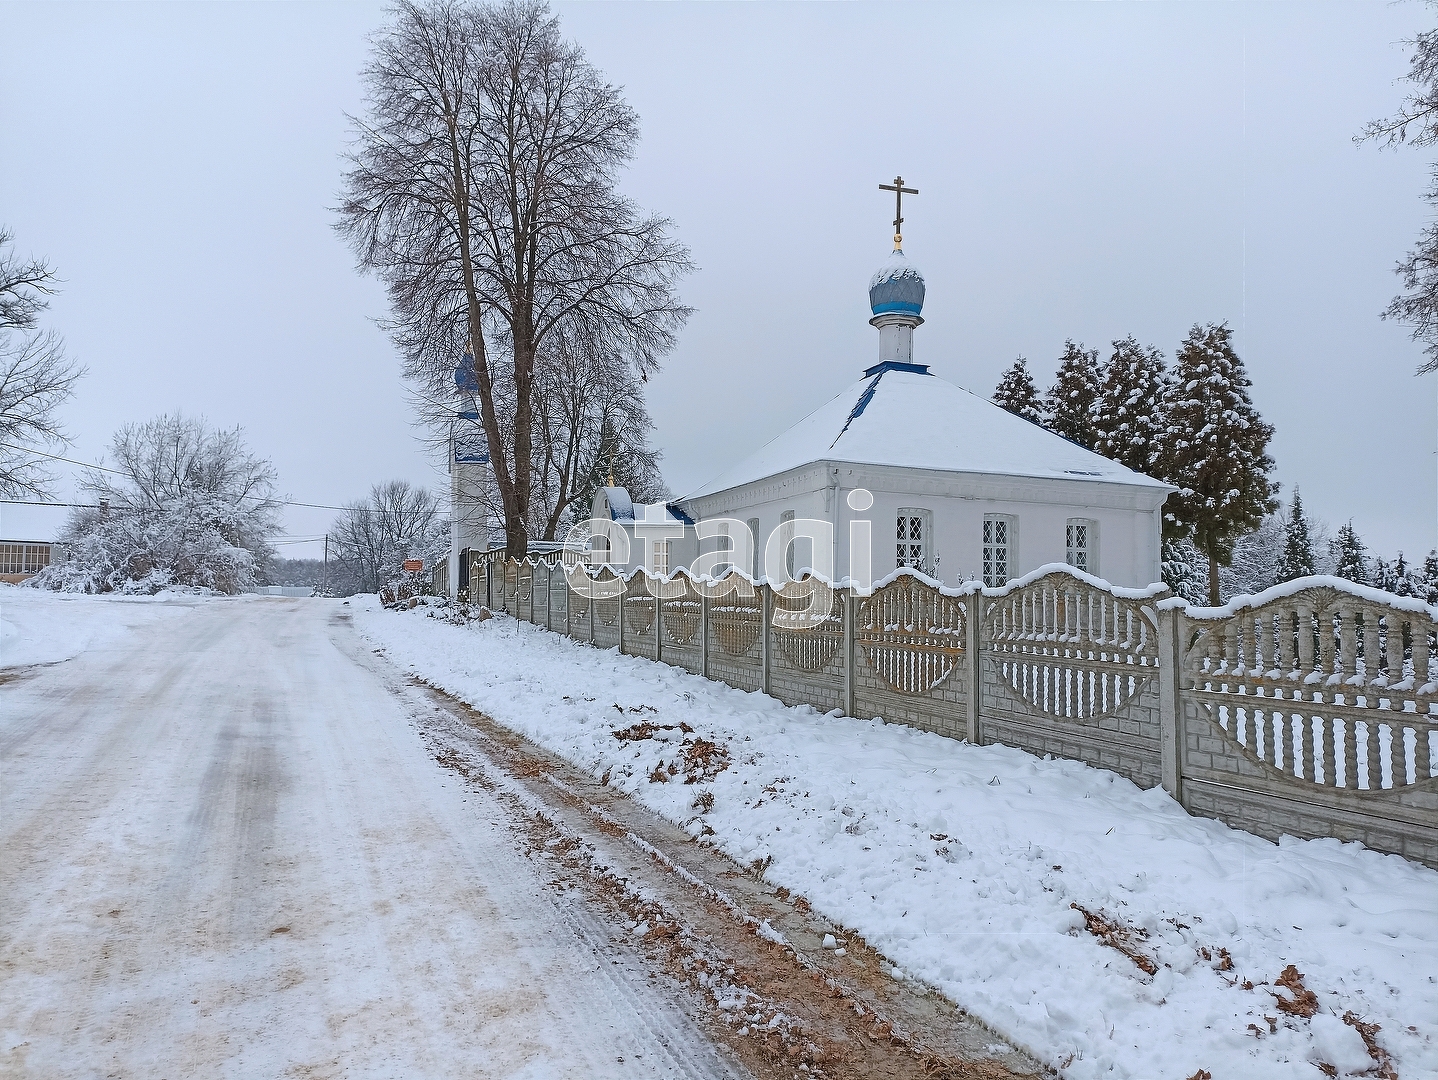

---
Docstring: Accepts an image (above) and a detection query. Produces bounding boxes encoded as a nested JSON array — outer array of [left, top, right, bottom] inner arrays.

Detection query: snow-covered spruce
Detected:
[[355, 601, 1438, 1080], [1089, 335, 1168, 476], [1043, 340, 1103, 450], [991, 358, 1044, 425], [1156, 323, 1278, 605]]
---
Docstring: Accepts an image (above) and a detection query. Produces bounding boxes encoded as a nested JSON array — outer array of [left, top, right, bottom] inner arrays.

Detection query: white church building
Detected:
[[457, 190, 1175, 595], [601, 236, 1173, 590]]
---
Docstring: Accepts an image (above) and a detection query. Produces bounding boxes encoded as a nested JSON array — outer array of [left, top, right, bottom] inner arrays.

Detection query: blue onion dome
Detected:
[[868, 250, 925, 317]]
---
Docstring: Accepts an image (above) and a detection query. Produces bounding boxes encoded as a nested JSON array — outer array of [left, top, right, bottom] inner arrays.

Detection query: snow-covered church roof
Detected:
[[682, 225, 1173, 503], [683, 364, 1172, 501]]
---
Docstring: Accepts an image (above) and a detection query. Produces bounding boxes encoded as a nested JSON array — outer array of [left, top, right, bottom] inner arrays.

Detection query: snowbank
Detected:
[[0, 583, 201, 669], [353, 601, 1438, 1080]]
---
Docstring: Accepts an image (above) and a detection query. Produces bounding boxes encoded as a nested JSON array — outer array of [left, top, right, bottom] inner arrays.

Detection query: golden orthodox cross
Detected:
[[878, 175, 918, 249]]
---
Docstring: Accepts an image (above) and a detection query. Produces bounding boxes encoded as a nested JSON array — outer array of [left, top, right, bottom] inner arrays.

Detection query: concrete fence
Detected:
[[475, 555, 1438, 869]]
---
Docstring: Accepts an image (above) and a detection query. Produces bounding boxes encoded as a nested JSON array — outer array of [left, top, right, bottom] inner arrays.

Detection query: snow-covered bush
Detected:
[[29, 413, 279, 595]]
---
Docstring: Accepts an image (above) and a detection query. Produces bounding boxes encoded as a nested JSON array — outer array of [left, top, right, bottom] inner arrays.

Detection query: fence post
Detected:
[[618, 575, 626, 655], [485, 557, 492, 609], [701, 590, 710, 678], [545, 562, 552, 630], [843, 588, 857, 718], [761, 584, 773, 697], [655, 580, 663, 664], [1157, 605, 1184, 801], [966, 588, 983, 744], [589, 576, 595, 643]]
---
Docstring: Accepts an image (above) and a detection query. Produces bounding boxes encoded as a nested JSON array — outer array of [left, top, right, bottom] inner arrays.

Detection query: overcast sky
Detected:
[[2, 1, 1434, 562]]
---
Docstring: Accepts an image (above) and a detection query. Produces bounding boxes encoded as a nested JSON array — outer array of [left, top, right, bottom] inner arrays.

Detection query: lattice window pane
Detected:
[[983, 516, 1011, 587], [1066, 520, 1093, 575], [896, 511, 928, 570]]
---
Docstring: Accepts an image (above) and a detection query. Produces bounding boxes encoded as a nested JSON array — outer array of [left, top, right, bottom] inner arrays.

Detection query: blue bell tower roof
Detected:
[[868, 250, 925, 317]]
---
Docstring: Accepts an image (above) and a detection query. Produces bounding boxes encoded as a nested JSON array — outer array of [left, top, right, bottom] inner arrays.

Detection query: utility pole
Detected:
[[323, 534, 329, 597]]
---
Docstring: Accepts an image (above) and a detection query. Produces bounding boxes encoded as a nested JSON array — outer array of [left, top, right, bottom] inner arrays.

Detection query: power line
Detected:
[[0, 499, 115, 509], [0, 445, 440, 514], [0, 443, 129, 477]]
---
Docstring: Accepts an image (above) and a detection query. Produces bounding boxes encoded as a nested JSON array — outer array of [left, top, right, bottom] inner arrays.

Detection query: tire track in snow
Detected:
[[343, 621, 1045, 1080]]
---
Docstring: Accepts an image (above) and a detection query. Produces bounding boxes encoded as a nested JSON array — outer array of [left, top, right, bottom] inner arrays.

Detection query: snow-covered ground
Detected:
[[2, 596, 742, 1078], [0, 582, 201, 668], [355, 600, 1438, 1080]]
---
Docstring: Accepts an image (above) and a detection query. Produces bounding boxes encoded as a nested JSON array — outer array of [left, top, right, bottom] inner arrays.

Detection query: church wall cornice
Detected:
[[681, 459, 1168, 519]]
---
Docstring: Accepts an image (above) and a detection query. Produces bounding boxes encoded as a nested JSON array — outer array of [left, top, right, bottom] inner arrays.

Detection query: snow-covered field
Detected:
[[355, 599, 1438, 1080], [0, 582, 201, 668]]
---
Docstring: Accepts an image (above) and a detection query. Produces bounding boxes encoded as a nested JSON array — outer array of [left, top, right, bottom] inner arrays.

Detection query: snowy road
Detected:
[[1, 597, 745, 1078]]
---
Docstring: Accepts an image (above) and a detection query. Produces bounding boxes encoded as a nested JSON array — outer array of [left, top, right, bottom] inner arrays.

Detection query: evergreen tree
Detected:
[[1090, 335, 1167, 474], [1221, 513, 1285, 599], [1374, 555, 1395, 593], [573, 415, 666, 516], [1424, 550, 1438, 605], [1275, 488, 1316, 583], [1155, 323, 1279, 605], [1161, 537, 1208, 605], [1357, 16, 1438, 372], [992, 358, 1045, 424], [1392, 552, 1415, 597], [1044, 340, 1102, 448], [1332, 521, 1369, 585]]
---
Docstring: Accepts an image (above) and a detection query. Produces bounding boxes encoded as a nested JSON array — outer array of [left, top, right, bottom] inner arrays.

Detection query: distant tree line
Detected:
[[1168, 489, 1438, 607], [266, 557, 363, 598], [327, 480, 448, 594], [261, 481, 451, 597], [27, 410, 452, 598]]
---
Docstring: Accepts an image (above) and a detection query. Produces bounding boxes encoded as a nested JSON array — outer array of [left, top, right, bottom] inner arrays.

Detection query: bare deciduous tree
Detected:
[[529, 325, 665, 539], [329, 480, 449, 593], [0, 228, 84, 497], [1358, 9, 1438, 372], [337, 0, 692, 557]]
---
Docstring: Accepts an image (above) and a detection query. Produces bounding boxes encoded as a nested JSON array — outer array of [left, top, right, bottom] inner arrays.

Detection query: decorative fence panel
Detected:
[[978, 572, 1165, 788], [591, 570, 622, 651], [769, 580, 845, 714], [1177, 585, 1438, 866], [706, 577, 764, 694], [659, 577, 704, 676], [474, 556, 1438, 869], [852, 576, 971, 740]]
